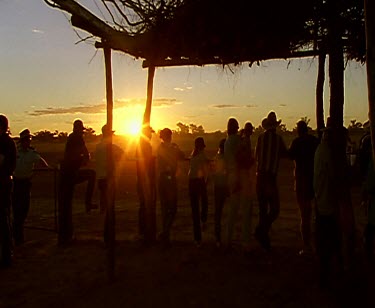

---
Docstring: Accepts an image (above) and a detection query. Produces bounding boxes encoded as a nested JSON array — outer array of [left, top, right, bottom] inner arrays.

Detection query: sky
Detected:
[[0, 0, 370, 136]]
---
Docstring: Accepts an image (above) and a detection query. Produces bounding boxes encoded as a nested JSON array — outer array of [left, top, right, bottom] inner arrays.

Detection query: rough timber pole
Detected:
[[143, 66, 156, 125], [104, 46, 115, 281], [365, 0, 375, 162]]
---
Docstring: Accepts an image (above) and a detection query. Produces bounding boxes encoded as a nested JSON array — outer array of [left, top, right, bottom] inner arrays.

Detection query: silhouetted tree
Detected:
[[176, 122, 189, 135]]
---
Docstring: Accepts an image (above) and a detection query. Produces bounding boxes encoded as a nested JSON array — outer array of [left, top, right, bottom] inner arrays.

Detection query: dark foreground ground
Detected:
[[1, 159, 375, 308]]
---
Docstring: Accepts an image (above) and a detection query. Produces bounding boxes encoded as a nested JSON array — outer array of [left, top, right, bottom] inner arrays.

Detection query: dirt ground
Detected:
[[1, 157, 375, 308]]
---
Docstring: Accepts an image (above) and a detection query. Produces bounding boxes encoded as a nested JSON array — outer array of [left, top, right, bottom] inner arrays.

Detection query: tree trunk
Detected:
[[316, 51, 326, 139], [365, 0, 375, 162]]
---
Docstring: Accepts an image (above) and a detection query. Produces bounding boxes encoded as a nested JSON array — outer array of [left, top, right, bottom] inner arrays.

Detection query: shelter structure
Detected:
[[44, 0, 367, 280]]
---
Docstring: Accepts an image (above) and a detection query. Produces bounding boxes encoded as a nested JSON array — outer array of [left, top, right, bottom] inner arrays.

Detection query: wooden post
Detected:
[[143, 66, 156, 126], [365, 0, 375, 163], [316, 51, 326, 138], [104, 46, 115, 282]]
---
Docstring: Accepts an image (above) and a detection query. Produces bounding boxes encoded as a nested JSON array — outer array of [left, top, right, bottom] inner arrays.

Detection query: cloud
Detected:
[[174, 85, 193, 92], [279, 104, 287, 107], [28, 104, 106, 116], [153, 98, 181, 107], [32, 29, 44, 34], [211, 104, 240, 109], [245, 104, 258, 108], [28, 97, 181, 116]]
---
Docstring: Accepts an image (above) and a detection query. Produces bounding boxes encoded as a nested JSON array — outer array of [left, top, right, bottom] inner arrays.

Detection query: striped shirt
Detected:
[[255, 129, 287, 176]]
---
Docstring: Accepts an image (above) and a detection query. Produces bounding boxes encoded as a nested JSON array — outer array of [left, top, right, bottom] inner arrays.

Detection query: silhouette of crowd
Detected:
[[0, 112, 371, 289]]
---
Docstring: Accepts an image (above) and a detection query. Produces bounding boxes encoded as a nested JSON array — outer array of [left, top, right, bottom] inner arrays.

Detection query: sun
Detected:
[[124, 119, 142, 137]]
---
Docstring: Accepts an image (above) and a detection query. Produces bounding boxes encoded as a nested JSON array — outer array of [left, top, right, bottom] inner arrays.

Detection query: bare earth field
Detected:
[[1, 138, 375, 308]]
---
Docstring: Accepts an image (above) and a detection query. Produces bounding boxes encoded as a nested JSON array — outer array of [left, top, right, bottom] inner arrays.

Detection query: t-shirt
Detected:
[[95, 139, 124, 179], [14, 147, 41, 179], [188, 151, 209, 179], [0, 133, 16, 179]]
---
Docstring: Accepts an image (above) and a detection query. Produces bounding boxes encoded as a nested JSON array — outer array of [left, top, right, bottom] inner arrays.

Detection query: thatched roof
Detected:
[[46, 0, 365, 67]]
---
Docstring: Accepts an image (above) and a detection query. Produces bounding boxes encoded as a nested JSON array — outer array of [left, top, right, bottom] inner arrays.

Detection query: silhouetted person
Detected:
[[136, 125, 156, 245], [58, 119, 96, 245], [95, 124, 124, 243], [254, 112, 287, 251], [237, 121, 255, 254], [13, 129, 49, 245], [157, 128, 184, 248], [188, 137, 209, 247], [213, 138, 227, 247], [0, 114, 16, 267], [224, 117, 241, 250], [314, 126, 342, 288], [364, 156, 375, 261], [289, 120, 318, 255]]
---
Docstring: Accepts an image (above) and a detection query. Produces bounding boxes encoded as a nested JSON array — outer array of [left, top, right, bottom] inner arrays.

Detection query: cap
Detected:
[[20, 129, 33, 140], [160, 128, 172, 140]]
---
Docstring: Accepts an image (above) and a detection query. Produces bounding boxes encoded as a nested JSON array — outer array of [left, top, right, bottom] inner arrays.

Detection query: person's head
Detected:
[[243, 122, 254, 137], [263, 111, 281, 130], [73, 119, 85, 134], [160, 128, 172, 143], [101, 124, 114, 138], [296, 120, 308, 136], [142, 125, 155, 140], [19, 129, 33, 148], [218, 138, 226, 155], [227, 118, 239, 135], [194, 137, 206, 151], [0, 114, 9, 135]]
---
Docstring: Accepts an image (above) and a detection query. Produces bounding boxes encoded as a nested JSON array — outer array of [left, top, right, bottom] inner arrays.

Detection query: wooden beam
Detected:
[[141, 50, 320, 68]]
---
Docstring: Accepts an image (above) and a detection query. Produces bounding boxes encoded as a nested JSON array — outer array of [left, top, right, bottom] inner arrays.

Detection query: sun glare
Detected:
[[123, 119, 142, 137]]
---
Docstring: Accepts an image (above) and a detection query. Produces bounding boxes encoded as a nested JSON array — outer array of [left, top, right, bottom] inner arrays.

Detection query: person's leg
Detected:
[[255, 173, 271, 250], [298, 198, 312, 249], [164, 177, 178, 242], [189, 179, 201, 243], [240, 170, 252, 249], [266, 178, 280, 232], [226, 172, 241, 247], [200, 178, 208, 225], [214, 183, 226, 244], [0, 179, 13, 267], [58, 173, 75, 245]]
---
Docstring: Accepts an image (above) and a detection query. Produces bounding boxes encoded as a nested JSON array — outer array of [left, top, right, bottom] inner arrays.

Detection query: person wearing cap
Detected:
[[95, 124, 124, 243], [237, 121, 256, 254], [157, 127, 185, 248], [0, 114, 16, 267], [223, 117, 242, 251], [188, 137, 209, 247], [58, 119, 96, 245], [288, 120, 318, 256], [12, 129, 49, 245], [136, 125, 156, 245], [254, 111, 288, 251]]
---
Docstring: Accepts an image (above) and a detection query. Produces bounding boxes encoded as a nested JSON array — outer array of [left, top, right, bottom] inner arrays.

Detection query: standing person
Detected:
[[188, 137, 209, 247], [224, 118, 242, 251], [95, 124, 124, 243], [0, 115, 16, 267], [58, 119, 96, 245], [254, 111, 287, 251], [213, 138, 227, 248], [288, 120, 319, 255], [238, 122, 255, 254], [12, 129, 50, 245], [364, 156, 375, 261], [136, 125, 156, 245], [314, 126, 341, 288], [157, 128, 184, 248]]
